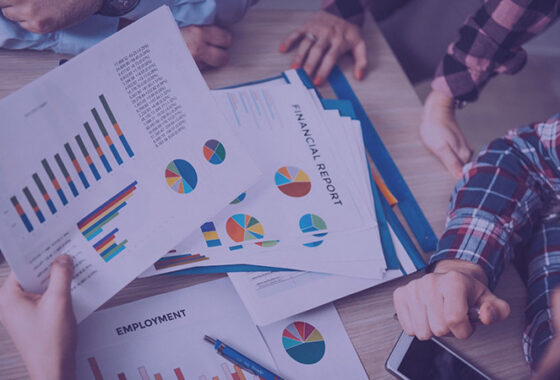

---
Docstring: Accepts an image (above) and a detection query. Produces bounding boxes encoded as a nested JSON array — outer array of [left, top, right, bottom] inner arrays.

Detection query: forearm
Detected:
[[431, 122, 560, 289], [432, 0, 559, 103], [321, 0, 372, 25]]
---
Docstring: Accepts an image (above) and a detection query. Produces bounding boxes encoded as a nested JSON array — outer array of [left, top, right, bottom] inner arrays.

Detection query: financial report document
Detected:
[[0, 7, 259, 321]]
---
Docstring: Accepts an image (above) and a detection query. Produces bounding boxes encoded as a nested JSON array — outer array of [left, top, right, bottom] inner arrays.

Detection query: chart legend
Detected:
[[274, 166, 311, 198]]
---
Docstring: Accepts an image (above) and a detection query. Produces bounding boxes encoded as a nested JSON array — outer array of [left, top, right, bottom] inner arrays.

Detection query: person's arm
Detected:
[[0, 0, 102, 34], [278, 0, 370, 85], [395, 115, 560, 339], [0, 255, 77, 380], [421, 0, 559, 178]]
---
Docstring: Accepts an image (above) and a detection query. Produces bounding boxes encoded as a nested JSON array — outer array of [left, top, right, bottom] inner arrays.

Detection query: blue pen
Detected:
[[204, 335, 284, 380]]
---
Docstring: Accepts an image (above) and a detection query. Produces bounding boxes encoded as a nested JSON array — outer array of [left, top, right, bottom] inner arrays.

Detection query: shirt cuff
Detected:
[[322, 0, 366, 26], [55, 15, 119, 55]]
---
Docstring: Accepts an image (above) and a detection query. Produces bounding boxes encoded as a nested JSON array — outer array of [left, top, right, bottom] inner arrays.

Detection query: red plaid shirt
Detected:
[[323, 0, 559, 103]]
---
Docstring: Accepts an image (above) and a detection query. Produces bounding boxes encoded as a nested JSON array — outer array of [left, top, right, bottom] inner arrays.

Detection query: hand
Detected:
[[0, 255, 77, 380], [393, 260, 510, 340], [181, 25, 232, 71], [420, 90, 473, 179], [532, 288, 560, 380], [279, 11, 367, 86], [0, 0, 102, 34]]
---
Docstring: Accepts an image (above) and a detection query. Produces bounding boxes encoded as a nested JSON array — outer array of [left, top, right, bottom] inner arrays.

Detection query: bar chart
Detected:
[[9, 94, 135, 233], [153, 253, 209, 270], [87, 356, 258, 380], [77, 181, 137, 262]]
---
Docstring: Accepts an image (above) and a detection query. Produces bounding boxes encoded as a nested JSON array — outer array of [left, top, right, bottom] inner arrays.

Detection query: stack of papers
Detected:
[[141, 70, 387, 281]]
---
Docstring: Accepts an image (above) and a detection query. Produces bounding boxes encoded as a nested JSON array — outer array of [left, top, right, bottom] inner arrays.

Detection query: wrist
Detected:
[[425, 90, 455, 112], [433, 259, 488, 287]]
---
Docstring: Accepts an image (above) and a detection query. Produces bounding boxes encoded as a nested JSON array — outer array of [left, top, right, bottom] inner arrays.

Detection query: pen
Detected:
[[204, 335, 284, 380]]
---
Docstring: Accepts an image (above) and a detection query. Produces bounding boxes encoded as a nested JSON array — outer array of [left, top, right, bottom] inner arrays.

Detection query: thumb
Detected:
[[45, 254, 74, 298], [477, 289, 510, 325]]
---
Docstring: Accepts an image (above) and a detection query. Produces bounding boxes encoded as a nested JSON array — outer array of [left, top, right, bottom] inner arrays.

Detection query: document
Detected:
[[76, 278, 277, 379], [0, 7, 259, 321], [259, 303, 369, 380]]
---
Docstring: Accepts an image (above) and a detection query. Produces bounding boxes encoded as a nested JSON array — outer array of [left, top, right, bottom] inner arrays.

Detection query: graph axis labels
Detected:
[[203, 139, 226, 165], [274, 166, 312, 198], [165, 159, 198, 194]]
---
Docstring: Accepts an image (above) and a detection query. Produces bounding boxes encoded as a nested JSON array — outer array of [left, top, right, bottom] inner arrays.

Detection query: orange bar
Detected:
[[14, 203, 24, 215], [372, 170, 398, 206], [52, 179, 61, 191], [234, 365, 246, 380], [104, 135, 114, 146], [72, 159, 81, 172], [86, 156, 93, 165], [154, 374, 163, 380], [174, 368, 186, 380], [113, 122, 123, 136], [96, 147, 104, 157], [42, 193, 51, 202]]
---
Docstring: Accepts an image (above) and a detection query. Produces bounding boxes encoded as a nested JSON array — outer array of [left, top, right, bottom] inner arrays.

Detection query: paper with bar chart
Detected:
[[0, 7, 259, 322], [76, 278, 279, 380]]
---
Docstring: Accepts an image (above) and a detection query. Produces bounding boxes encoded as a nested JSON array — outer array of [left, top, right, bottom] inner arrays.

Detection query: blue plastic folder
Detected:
[[167, 67, 430, 276]]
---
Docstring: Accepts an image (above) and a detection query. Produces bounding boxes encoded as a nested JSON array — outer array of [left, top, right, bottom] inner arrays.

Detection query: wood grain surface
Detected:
[[0, 9, 530, 380]]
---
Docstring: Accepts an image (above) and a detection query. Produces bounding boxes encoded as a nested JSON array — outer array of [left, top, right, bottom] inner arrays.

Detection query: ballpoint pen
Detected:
[[204, 335, 284, 380]]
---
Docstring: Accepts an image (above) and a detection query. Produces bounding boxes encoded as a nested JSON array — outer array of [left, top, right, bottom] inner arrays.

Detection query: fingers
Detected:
[[352, 40, 368, 80], [198, 44, 229, 67], [477, 290, 510, 325], [551, 288, 560, 332], [279, 29, 303, 53], [201, 25, 232, 49], [303, 38, 329, 82], [291, 36, 314, 69], [1, 6, 23, 23], [393, 287, 414, 335], [433, 143, 465, 179], [313, 38, 345, 85], [442, 278, 473, 339], [45, 254, 74, 299]]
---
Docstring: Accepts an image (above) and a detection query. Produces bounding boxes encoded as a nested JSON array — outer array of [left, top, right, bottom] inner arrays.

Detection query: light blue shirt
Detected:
[[0, 0, 254, 55]]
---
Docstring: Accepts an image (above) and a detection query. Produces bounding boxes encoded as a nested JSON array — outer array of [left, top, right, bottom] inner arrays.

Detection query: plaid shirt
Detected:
[[430, 113, 560, 368], [323, 0, 560, 103]]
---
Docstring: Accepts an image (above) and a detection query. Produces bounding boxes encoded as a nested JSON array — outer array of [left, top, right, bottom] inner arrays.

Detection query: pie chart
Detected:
[[274, 166, 311, 197], [299, 214, 328, 247], [282, 321, 326, 365], [203, 139, 226, 165], [230, 191, 247, 205], [226, 214, 264, 242], [165, 159, 198, 194]]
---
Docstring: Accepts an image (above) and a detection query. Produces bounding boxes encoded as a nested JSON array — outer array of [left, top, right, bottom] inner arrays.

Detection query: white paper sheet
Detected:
[[259, 303, 368, 380], [229, 269, 403, 325], [0, 7, 259, 321], [76, 278, 277, 379]]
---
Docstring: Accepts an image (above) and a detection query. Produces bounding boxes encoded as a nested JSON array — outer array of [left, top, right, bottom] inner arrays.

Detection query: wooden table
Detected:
[[0, 9, 530, 380]]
